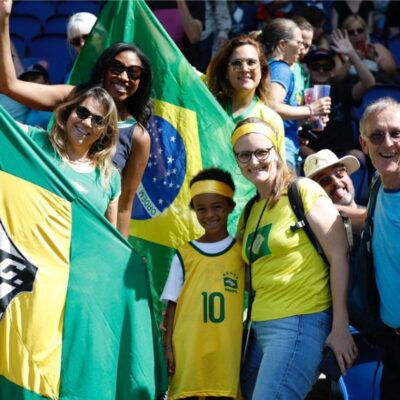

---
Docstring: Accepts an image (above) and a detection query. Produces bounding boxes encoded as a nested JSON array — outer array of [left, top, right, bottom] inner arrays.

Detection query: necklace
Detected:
[[65, 156, 92, 165]]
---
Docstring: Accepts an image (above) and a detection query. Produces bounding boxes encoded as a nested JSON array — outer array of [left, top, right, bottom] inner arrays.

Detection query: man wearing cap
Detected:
[[304, 149, 366, 234], [359, 97, 400, 399]]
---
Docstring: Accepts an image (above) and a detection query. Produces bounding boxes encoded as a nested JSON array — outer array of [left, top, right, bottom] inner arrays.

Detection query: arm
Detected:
[[214, 0, 231, 49], [105, 197, 119, 227], [306, 196, 358, 374], [176, 0, 203, 44], [164, 301, 177, 375], [373, 43, 398, 77], [117, 124, 151, 238], [269, 82, 331, 120], [0, 0, 73, 109], [336, 205, 367, 235], [331, 29, 375, 102]]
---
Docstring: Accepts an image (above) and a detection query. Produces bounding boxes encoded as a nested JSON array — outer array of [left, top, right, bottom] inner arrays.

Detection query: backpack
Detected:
[[347, 175, 385, 336]]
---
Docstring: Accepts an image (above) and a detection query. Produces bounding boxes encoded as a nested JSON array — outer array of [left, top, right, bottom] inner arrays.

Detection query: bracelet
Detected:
[[307, 105, 313, 117]]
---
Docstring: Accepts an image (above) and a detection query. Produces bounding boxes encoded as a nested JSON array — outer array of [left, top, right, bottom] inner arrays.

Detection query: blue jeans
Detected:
[[241, 310, 332, 400]]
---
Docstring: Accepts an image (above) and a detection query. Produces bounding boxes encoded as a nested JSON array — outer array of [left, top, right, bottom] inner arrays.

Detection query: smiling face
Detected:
[[65, 96, 106, 153], [282, 27, 304, 65], [346, 19, 367, 48], [103, 50, 143, 104], [227, 44, 262, 95], [309, 57, 335, 84], [234, 133, 276, 190], [299, 29, 313, 60], [360, 108, 400, 189], [313, 164, 356, 206], [192, 193, 233, 242]]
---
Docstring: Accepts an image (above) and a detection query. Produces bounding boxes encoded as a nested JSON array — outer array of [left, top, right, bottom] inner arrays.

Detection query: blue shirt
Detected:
[[372, 186, 400, 328], [268, 59, 299, 166]]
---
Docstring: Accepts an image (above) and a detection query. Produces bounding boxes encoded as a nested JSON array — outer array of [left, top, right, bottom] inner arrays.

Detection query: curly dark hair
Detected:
[[189, 168, 236, 209], [90, 42, 153, 127], [207, 35, 271, 108]]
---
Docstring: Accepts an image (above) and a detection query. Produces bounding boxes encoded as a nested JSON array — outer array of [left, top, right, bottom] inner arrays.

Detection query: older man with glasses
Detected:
[[358, 97, 400, 400], [304, 149, 366, 234]]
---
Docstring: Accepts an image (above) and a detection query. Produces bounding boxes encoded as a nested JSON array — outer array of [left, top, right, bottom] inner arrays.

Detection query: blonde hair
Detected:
[[67, 12, 97, 41], [234, 117, 293, 208], [207, 35, 271, 107], [51, 86, 119, 190], [342, 14, 367, 32]]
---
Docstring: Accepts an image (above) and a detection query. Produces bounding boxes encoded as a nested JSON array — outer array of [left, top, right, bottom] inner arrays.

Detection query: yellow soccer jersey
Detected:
[[168, 240, 244, 400]]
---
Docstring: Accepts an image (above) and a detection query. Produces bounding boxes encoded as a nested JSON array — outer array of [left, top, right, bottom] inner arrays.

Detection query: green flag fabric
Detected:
[[0, 105, 162, 399], [69, 0, 253, 321]]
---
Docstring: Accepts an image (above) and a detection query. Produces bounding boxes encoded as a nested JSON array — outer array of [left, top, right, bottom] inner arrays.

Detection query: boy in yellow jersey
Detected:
[[161, 168, 245, 400]]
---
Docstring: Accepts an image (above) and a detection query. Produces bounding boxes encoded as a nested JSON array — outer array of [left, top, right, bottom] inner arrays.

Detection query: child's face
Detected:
[[309, 57, 335, 84], [192, 193, 233, 242]]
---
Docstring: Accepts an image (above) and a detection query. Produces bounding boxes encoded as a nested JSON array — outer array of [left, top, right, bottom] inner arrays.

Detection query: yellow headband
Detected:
[[231, 123, 278, 149], [190, 180, 234, 200]]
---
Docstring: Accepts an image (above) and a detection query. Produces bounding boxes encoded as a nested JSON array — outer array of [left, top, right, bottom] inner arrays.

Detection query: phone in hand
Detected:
[[319, 347, 342, 381]]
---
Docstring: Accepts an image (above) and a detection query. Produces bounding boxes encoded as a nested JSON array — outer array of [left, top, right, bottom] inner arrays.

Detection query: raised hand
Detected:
[[0, 0, 12, 20], [331, 29, 354, 56]]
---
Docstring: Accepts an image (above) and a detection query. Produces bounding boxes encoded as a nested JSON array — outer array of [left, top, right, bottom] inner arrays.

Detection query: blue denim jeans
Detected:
[[241, 310, 332, 400]]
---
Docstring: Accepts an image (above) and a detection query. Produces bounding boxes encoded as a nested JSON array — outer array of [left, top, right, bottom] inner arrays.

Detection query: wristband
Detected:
[[307, 105, 313, 117]]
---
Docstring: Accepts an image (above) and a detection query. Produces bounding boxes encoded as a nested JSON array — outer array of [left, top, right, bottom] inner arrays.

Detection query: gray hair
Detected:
[[67, 12, 97, 41], [359, 97, 400, 137]]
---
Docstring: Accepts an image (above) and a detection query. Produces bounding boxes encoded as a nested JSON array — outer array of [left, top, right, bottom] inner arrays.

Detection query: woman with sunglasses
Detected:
[[207, 34, 286, 161], [67, 12, 97, 55], [337, 14, 397, 83], [234, 117, 357, 400], [4, 85, 120, 223], [0, 0, 151, 238], [261, 18, 331, 173]]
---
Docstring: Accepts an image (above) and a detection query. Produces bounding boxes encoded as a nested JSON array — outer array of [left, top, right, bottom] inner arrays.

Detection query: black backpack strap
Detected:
[[288, 179, 329, 264], [243, 194, 258, 228]]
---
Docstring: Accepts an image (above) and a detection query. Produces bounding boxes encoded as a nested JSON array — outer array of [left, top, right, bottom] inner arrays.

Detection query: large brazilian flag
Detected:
[[0, 107, 162, 398], [69, 0, 253, 318]]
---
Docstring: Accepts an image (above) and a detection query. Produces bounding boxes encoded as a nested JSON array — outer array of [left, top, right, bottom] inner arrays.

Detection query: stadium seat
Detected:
[[44, 14, 69, 35], [29, 33, 73, 83], [12, 1, 56, 23], [56, 1, 100, 16], [10, 14, 42, 43], [388, 33, 400, 71], [10, 33, 27, 58]]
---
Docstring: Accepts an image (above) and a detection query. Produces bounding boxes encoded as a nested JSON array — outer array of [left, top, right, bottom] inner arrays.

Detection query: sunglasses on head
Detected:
[[107, 60, 144, 81], [317, 165, 347, 187], [309, 62, 334, 72], [234, 147, 273, 164], [75, 105, 104, 128], [347, 27, 365, 36], [69, 34, 89, 47], [229, 58, 259, 70], [366, 130, 400, 145]]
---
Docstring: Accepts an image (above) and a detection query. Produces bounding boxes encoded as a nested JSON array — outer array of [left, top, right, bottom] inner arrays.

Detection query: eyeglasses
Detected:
[[347, 27, 365, 36], [107, 60, 144, 81], [309, 62, 334, 72], [228, 58, 259, 70], [366, 130, 400, 145], [69, 34, 89, 47], [234, 147, 273, 164], [317, 166, 347, 187], [75, 105, 104, 128]]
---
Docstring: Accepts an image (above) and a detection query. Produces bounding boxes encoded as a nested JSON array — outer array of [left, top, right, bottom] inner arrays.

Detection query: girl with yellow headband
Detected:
[[161, 168, 244, 400], [233, 118, 358, 400]]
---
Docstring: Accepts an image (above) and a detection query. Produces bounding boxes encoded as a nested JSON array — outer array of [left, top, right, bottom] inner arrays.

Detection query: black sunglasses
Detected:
[[366, 130, 400, 145], [234, 147, 273, 164], [107, 60, 144, 81], [75, 105, 104, 128], [309, 62, 334, 72], [347, 27, 365, 36], [69, 34, 89, 47]]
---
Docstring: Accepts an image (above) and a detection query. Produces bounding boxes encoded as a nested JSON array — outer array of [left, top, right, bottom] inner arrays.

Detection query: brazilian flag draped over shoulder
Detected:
[[0, 114, 163, 397], [69, 0, 253, 312]]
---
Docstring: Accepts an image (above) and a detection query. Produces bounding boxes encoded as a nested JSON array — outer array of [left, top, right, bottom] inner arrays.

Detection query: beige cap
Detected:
[[304, 149, 360, 178]]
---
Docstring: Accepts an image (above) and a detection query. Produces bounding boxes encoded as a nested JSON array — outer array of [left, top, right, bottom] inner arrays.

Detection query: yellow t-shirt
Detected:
[[241, 178, 331, 321], [169, 240, 244, 399]]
